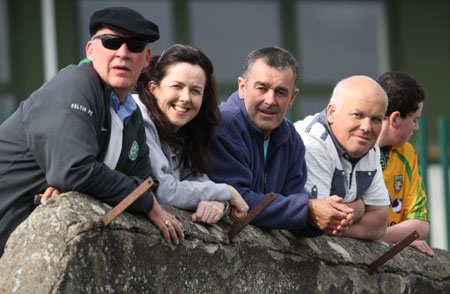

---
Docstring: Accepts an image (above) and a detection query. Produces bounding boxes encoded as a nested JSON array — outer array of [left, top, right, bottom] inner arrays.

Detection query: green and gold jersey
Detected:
[[380, 142, 429, 226]]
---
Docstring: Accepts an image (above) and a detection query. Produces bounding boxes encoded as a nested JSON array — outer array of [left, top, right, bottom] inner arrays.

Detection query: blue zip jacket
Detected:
[[208, 91, 313, 232]]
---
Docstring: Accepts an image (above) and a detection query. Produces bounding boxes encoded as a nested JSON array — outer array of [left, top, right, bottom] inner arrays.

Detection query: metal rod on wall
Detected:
[[418, 118, 431, 245]]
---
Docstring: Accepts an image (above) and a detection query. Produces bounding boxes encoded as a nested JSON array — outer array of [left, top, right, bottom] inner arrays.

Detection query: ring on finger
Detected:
[[164, 219, 172, 228]]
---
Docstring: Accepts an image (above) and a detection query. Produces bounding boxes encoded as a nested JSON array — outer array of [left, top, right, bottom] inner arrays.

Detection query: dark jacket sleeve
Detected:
[[208, 130, 311, 232], [21, 66, 153, 213]]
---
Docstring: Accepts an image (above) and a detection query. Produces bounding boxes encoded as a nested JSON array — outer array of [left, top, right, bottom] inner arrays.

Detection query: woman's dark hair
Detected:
[[135, 44, 220, 175]]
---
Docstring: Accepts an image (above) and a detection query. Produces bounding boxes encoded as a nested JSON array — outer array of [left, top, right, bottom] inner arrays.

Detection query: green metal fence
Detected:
[[418, 117, 450, 250], [438, 118, 450, 249], [418, 119, 430, 245]]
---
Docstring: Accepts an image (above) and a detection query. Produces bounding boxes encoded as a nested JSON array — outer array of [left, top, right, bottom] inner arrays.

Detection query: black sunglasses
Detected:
[[92, 34, 147, 53]]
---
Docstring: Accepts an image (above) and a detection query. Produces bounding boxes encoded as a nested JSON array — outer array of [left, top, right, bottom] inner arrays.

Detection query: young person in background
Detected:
[[377, 71, 434, 256]]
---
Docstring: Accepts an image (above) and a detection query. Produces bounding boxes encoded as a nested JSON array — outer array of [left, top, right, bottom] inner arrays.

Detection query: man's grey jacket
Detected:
[[0, 62, 154, 256]]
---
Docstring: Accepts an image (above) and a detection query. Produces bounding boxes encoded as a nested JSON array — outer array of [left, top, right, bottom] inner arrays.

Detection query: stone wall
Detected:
[[0, 192, 449, 293]]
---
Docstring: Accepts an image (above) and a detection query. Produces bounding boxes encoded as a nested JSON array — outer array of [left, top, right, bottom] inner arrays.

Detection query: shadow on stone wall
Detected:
[[0, 192, 449, 293]]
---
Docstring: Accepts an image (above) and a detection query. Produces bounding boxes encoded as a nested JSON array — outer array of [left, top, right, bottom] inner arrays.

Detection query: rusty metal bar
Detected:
[[101, 177, 154, 227], [228, 192, 277, 241], [368, 231, 419, 274]]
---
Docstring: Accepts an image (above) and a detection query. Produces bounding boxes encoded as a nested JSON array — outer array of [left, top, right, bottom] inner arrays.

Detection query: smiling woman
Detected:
[[149, 62, 205, 131], [134, 44, 248, 224]]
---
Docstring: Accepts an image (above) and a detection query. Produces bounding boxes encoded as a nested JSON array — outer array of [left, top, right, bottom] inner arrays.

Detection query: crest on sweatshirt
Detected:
[[380, 155, 387, 170], [128, 140, 139, 161], [393, 175, 403, 194]]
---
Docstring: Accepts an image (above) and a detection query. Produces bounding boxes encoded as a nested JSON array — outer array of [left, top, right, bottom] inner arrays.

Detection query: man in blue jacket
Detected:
[[0, 7, 183, 257], [208, 47, 354, 234]]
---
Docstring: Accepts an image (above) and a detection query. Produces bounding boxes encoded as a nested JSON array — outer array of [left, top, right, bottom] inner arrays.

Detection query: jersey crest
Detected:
[[393, 175, 403, 193], [380, 155, 387, 170], [128, 140, 139, 161]]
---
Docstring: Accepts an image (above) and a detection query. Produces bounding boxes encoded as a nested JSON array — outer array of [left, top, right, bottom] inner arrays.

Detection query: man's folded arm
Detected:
[[341, 205, 388, 240], [208, 133, 311, 231], [23, 78, 153, 213]]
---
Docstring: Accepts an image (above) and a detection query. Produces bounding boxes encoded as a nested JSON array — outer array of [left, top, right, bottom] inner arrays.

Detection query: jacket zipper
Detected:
[[263, 136, 268, 194], [348, 163, 355, 189], [264, 172, 268, 194]]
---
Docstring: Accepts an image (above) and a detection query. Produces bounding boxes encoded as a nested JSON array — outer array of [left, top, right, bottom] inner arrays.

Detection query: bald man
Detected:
[[295, 76, 390, 240]]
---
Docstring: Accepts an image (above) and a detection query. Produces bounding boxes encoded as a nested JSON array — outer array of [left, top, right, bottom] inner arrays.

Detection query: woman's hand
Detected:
[[41, 186, 61, 204], [191, 201, 224, 224], [147, 195, 184, 245], [228, 186, 249, 222]]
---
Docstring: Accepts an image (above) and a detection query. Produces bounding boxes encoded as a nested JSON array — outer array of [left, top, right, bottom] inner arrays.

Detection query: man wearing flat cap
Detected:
[[0, 7, 183, 258]]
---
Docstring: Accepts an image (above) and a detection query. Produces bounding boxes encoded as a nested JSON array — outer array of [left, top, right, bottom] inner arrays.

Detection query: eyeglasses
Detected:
[[156, 44, 186, 65], [92, 34, 148, 53]]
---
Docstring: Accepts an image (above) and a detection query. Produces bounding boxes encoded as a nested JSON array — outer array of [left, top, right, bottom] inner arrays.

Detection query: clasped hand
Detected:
[[308, 195, 354, 236]]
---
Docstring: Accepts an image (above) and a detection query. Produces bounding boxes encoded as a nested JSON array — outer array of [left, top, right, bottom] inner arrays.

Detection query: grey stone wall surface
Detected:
[[0, 192, 449, 294]]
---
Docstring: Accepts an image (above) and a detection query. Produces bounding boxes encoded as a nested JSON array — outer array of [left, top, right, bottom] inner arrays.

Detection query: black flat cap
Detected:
[[89, 6, 159, 43]]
